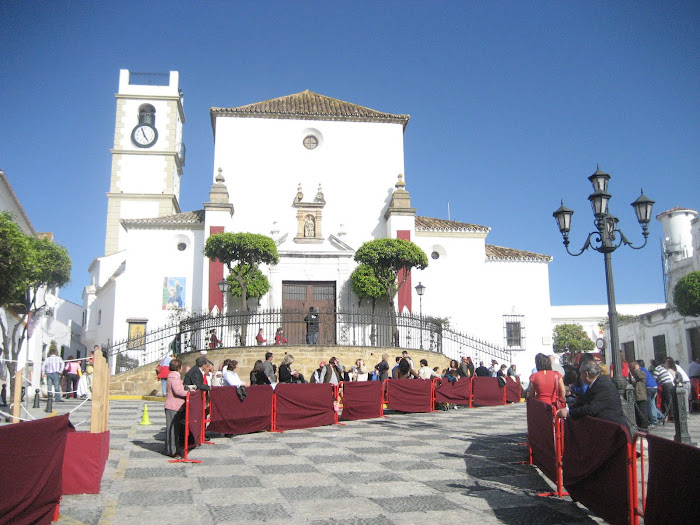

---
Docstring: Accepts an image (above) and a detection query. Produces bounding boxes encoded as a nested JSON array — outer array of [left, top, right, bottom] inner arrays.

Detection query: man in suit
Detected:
[[183, 356, 211, 391], [556, 360, 630, 436]]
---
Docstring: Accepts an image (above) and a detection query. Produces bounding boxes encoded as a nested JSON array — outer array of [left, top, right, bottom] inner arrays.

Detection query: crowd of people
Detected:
[[523, 350, 697, 436]]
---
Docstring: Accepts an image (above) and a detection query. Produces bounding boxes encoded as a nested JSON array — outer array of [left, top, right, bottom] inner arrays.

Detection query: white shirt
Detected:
[[417, 366, 440, 379], [675, 365, 690, 383], [223, 370, 243, 387]]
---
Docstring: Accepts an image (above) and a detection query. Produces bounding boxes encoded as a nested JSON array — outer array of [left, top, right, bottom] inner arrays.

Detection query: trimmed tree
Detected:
[[0, 212, 71, 395], [354, 238, 428, 346], [552, 323, 595, 361], [204, 232, 279, 345], [350, 263, 388, 345], [674, 271, 700, 317]]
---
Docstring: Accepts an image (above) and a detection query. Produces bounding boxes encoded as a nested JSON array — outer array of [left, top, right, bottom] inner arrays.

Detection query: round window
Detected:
[[177, 242, 187, 252], [303, 135, 319, 150], [431, 251, 440, 260]]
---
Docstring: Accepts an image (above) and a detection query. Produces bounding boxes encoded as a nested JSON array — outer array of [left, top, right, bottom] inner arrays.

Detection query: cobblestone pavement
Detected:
[[45, 400, 604, 525], [6, 397, 697, 524]]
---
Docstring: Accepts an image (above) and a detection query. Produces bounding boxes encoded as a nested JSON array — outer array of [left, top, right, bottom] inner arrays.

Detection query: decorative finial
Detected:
[[395, 173, 406, 189], [315, 183, 325, 202], [296, 183, 303, 202], [215, 167, 225, 183]]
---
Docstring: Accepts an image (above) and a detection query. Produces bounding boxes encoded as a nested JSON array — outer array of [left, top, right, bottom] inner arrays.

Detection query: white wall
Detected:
[[213, 117, 405, 248]]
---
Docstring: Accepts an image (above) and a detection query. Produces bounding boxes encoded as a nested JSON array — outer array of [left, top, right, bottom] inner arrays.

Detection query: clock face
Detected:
[[131, 124, 157, 148]]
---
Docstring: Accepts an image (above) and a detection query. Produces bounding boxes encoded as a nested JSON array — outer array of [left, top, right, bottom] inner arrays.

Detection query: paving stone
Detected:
[[370, 494, 462, 512], [331, 471, 404, 484], [199, 475, 262, 489], [118, 489, 193, 506], [309, 516, 394, 525], [278, 485, 354, 501], [210, 503, 291, 522], [124, 467, 186, 479]]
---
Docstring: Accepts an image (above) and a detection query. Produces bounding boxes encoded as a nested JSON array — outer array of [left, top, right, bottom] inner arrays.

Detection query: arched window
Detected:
[[138, 104, 156, 126]]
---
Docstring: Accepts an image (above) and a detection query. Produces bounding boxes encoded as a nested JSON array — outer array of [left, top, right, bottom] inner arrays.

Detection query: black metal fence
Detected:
[[107, 307, 513, 374]]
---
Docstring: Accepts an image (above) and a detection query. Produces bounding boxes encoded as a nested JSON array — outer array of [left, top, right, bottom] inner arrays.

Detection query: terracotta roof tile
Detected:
[[121, 210, 204, 228], [415, 215, 490, 233], [211, 90, 410, 129], [485, 244, 552, 262]]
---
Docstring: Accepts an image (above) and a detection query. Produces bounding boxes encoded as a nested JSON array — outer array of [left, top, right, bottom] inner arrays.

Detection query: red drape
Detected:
[[61, 431, 110, 494], [505, 376, 522, 402], [274, 383, 336, 431], [526, 398, 558, 484], [644, 433, 700, 524], [0, 413, 74, 524], [187, 390, 205, 447], [562, 416, 630, 525], [434, 377, 471, 405], [472, 377, 505, 406], [340, 381, 383, 421], [207, 385, 273, 434], [386, 379, 433, 413]]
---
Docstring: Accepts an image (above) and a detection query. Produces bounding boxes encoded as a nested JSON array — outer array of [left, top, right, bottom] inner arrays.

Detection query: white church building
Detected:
[[81, 70, 553, 372]]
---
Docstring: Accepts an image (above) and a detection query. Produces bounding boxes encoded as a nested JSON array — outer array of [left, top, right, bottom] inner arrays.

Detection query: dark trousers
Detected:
[[635, 399, 650, 429], [65, 373, 79, 398], [660, 384, 674, 416], [165, 408, 184, 456]]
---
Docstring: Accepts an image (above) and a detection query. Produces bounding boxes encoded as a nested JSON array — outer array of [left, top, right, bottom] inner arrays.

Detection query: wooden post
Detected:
[[11, 368, 23, 423], [90, 350, 110, 433]]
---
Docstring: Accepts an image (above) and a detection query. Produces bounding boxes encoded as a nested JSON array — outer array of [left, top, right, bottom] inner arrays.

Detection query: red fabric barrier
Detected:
[[434, 377, 471, 406], [472, 376, 505, 406], [208, 385, 273, 435], [562, 416, 631, 525], [644, 433, 700, 524], [340, 381, 383, 421], [386, 379, 433, 413], [526, 398, 558, 485], [691, 378, 700, 409], [505, 376, 522, 402], [274, 383, 336, 431], [0, 414, 74, 525], [187, 390, 205, 447], [62, 431, 110, 494]]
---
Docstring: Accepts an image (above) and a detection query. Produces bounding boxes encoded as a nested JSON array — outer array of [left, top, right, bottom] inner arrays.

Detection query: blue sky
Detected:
[[1, 1, 698, 307]]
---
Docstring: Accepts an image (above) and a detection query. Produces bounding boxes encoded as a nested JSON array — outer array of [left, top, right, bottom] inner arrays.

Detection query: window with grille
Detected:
[[314, 285, 335, 301], [283, 285, 306, 301], [503, 315, 525, 348], [652, 335, 667, 363]]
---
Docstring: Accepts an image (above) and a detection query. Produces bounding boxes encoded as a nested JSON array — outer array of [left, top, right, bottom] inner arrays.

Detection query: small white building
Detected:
[[82, 70, 555, 374]]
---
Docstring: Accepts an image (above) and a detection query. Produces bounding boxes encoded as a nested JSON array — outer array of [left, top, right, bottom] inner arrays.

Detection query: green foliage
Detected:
[[0, 213, 71, 308], [617, 313, 637, 323], [354, 238, 428, 305], [552, 323, 595, 354], [204, 232, 278, 319], [226, 265, 270, 299], [48, 340, 58, 353], [204, 232, 279, 270], [0, 212, 32, 305], [350, 264, 388, 301], [674, 271, 700, 317]]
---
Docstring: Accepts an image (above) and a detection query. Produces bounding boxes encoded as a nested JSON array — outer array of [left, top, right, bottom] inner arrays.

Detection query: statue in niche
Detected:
[[304, 215, 315, 238]]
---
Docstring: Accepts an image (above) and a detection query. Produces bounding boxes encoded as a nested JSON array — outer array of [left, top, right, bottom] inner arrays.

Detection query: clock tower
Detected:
[[104, 69, 185, 255]]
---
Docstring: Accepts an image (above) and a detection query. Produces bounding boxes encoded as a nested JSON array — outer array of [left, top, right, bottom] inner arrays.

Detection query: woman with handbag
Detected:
[[527, 353, 566, 407]]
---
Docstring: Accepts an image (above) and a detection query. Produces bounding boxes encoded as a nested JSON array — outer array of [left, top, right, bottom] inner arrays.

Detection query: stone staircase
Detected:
[[109, 345, 453, 396]]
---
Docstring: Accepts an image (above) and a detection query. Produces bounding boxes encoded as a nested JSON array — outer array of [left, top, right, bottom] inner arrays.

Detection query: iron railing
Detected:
[[107, 307, 513, 374]]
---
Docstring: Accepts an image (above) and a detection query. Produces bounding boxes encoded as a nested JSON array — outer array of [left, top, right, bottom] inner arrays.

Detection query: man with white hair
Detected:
[[549, 354, 565, 376]]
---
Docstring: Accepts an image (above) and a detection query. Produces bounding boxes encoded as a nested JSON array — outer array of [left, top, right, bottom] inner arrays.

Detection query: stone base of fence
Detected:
[[110, 345, 454, 396]]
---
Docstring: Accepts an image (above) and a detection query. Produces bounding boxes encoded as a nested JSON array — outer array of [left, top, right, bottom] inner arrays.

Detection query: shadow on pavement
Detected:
[[460, 432, 598, 525]]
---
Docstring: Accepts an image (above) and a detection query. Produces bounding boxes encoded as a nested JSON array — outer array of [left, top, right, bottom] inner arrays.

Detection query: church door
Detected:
[[282, 281, 336, 345]]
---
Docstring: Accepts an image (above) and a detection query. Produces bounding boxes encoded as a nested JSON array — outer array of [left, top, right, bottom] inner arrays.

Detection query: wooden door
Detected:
[[282, 281, 336, 345]]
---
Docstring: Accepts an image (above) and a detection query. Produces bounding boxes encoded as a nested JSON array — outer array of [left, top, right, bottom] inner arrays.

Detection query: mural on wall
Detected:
[[163, 277, 186, 310]]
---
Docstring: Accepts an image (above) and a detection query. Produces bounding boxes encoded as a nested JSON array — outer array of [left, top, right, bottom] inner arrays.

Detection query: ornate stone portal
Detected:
[[293, 183, 325, 243]]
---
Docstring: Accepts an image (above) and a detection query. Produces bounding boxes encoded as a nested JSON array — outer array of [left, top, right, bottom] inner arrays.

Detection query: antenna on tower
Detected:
[[447, 202, 451, 221]]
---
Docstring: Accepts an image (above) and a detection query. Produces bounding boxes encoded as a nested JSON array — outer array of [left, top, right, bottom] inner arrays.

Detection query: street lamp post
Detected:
[[218, 279, 230, 317], [553, 167, 654, 429], [415, 282, 425, 350]]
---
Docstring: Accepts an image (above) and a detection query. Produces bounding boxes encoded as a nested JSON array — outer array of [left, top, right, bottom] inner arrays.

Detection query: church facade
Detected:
[[81, 70, 553, 372]]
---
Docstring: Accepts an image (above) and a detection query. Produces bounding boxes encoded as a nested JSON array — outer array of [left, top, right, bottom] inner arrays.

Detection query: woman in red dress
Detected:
[[527, 353, 565, 406]]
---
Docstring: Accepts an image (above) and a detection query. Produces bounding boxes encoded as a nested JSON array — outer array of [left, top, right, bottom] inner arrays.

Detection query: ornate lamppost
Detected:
[[553, 167, 654, 427], [218, 279, 230, 317], [415, 282, 425, 350]]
